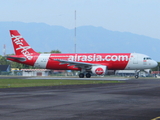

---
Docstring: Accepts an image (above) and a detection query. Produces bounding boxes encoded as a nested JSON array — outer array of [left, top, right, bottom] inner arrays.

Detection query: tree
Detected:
[[0, 55, 10, 65], [50, 50, 61, 53], [38, 50, 61, 54]]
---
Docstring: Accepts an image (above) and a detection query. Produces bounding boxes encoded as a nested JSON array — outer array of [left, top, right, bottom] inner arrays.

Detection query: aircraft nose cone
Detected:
[[152, 61, 158, 68]]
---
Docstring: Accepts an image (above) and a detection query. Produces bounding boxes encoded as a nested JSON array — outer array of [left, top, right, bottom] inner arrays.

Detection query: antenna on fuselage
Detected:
[[74, 10, 77, 53]]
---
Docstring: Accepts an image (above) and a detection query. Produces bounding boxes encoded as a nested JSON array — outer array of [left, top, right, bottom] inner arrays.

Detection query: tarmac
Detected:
[[0, 77, 160, 120]]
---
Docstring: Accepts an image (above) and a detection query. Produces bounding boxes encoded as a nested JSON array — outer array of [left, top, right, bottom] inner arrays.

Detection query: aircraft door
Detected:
[[133, 54, 138, 64]]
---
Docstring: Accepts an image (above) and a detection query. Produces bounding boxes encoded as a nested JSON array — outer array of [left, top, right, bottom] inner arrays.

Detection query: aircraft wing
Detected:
[[55, 59, 99, 69]]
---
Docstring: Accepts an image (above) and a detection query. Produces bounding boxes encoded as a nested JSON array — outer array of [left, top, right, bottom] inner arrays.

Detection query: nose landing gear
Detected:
[[135, 70, 140, 79], [135, 75, 139, 79]]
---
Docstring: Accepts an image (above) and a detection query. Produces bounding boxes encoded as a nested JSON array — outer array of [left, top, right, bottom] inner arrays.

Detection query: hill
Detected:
[[0, 21, 160, 61]]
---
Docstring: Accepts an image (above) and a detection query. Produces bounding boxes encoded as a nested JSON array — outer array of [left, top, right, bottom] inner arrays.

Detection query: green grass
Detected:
[[0, 79, 124, 88]]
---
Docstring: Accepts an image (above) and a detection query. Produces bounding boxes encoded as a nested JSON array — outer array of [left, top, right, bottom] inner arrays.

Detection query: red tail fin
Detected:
[[10, 30, 37, 60]]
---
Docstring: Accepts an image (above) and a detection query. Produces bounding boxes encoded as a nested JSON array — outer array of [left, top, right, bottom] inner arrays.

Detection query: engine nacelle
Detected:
[[91, 65, 107, 75]]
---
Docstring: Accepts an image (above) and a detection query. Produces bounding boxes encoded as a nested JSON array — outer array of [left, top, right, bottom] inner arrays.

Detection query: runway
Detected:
[[0, 78, 160, 120], [0, 76, 130, 80], [27, 77, 130, 80]]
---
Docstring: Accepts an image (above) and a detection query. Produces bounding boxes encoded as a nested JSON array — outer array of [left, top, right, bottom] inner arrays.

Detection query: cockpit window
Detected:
[[144, 57, 152, 60]]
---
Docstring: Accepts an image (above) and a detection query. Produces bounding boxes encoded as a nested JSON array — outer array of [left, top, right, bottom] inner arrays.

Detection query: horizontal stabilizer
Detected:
[[6, 56, 26, 62]]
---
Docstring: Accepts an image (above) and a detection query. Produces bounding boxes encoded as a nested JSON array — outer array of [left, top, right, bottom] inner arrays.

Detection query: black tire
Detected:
[[135, 75, 139, 79], [86, 73, 91, 78], [79, 73, 84, 78]]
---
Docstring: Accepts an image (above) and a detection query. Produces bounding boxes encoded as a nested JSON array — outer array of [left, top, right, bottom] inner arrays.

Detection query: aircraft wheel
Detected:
[[86, 73, 91, 78], [79, 73, 84, 78], [135, 75, 139, 79]]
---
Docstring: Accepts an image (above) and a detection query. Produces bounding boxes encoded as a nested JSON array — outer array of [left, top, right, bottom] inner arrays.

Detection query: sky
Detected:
[[1, 0, 160, 39]]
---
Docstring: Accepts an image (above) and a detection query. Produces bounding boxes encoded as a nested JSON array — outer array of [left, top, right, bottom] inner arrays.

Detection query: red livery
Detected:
[[7, 30, 157, 78]]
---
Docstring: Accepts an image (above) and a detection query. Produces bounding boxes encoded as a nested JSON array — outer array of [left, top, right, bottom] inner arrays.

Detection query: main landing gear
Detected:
[[86, 73, 91, 78], [79, 73, 84, 78], [79, 73, 91, 78]]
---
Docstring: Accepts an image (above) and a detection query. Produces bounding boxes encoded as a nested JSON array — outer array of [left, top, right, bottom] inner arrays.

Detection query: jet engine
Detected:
[[91, 65, 107, 75]]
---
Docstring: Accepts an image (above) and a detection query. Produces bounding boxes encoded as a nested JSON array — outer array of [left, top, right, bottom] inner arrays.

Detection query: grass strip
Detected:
[[0, 79, 124, 88]]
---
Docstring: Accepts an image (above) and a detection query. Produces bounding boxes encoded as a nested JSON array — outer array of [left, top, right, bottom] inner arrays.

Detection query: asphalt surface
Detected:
[[0, 78, 160, 120], [27, 77, 130, 80], [0, 76, 129, 80]]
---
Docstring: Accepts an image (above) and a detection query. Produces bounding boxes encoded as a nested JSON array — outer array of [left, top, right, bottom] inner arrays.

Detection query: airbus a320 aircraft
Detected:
[[7, 30, 157, 78]]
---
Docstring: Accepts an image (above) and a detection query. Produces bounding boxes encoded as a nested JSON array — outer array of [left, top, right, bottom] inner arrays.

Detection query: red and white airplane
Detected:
[[7, 30, 157, 78]]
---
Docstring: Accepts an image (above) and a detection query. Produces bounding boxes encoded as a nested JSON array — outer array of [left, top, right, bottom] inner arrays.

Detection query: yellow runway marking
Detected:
[[151, 116, 160, 120]]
